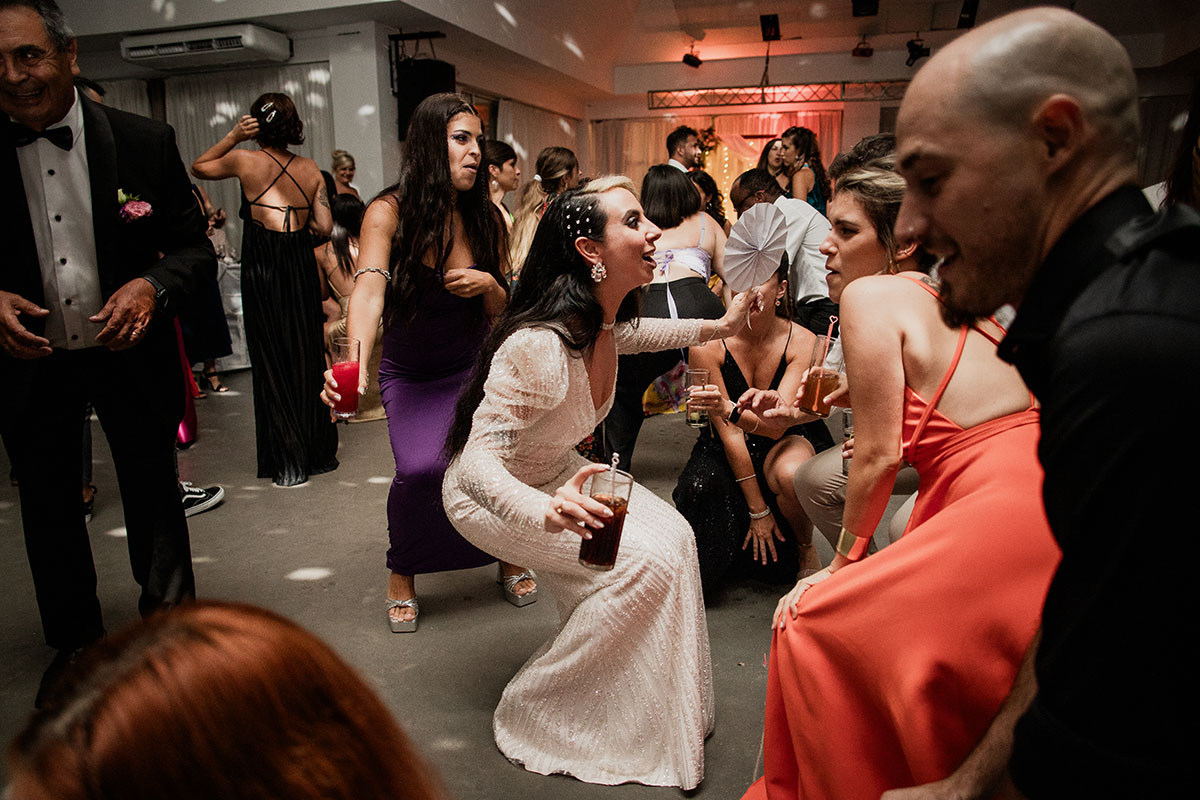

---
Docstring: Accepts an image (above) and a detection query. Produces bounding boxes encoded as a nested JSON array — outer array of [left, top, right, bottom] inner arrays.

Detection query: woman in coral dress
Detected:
[[742, 158, 1060, 798], [443, 177, 759, 788]]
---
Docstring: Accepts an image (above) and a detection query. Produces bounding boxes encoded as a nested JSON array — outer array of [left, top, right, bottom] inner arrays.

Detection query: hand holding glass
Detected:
[[685, 368, 709, 428], [797, 336, 842, 418], [579, 469, 633, 571], [330, 336, 360, 420]]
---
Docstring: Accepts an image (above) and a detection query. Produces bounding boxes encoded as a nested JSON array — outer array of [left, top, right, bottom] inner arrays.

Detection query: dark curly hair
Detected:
[[376, 93, 506, 330], [250, 92, 305, 150]]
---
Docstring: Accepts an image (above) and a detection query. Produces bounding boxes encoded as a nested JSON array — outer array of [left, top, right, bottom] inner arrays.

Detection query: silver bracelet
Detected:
[[353, 267, 391, 282], [749, 507, 771, 520]]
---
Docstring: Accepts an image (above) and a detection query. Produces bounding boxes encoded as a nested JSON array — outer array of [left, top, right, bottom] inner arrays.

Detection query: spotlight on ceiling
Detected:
[[905, 37, 930, 67], [851, 39, 873, 57], [682, 46, 702, 68], [851, 1, 879, 16]]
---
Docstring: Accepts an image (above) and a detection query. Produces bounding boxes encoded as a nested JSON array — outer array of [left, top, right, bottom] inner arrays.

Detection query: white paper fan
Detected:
[[724, 202, 788, 293]]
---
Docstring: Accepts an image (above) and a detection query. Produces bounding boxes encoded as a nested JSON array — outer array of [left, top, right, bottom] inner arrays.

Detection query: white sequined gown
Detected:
[[443, 318, 714, 789]]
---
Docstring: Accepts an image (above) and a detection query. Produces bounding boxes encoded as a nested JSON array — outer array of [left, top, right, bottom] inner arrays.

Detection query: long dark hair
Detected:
[[756, 137, 782, 173], [445, 176, 639, 460], [329, 194, 365, 279], [641, 164, 701, 230], [380, 93, 506, 329], [782, 126, 830, 201], [689, 169, 727, 230]]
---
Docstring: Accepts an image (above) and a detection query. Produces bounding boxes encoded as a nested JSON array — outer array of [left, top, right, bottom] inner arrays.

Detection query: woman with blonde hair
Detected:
[[9, 602, 447, 800], [508, 146, 579, 277], [331, 148, 360, 198]]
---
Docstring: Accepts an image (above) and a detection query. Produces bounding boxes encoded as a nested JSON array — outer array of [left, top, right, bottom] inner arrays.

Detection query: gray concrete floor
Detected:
[[0, 370, 900, 797]]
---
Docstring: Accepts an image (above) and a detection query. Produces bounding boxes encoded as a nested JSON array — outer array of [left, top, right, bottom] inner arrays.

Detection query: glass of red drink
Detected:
[[331, 336, 360, 420], [579, 468, 634, 571], [797, 334, 842, 418]]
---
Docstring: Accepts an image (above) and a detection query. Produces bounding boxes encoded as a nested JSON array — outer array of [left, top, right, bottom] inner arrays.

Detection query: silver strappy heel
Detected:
[[497, 565, 538, 607], [386, 597, 419, 633]]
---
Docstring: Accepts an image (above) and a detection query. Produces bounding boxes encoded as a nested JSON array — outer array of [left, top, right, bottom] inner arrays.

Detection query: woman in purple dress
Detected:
[[321, 93, 536, 632]]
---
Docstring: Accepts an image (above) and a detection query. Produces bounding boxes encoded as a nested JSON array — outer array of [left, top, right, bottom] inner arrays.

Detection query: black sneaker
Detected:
[[180, 482, 224, 517]]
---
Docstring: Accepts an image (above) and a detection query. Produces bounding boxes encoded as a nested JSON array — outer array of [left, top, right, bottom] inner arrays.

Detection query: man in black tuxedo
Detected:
[[0, 0, 214, 703]]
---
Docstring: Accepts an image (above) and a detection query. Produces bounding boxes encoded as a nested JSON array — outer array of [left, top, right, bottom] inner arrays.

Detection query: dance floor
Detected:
[[0, 368, 879, 798]]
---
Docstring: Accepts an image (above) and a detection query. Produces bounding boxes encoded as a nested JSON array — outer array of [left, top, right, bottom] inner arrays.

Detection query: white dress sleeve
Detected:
[[446, 327, 570, 532], [613, 317, 704, 355]]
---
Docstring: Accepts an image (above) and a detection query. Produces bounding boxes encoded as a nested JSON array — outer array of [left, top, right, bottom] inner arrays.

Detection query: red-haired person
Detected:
[[9, 602, 447, 800]]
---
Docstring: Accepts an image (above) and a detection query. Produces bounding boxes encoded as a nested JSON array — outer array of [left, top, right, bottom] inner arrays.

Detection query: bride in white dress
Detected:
[[442, 176, 759, 789]]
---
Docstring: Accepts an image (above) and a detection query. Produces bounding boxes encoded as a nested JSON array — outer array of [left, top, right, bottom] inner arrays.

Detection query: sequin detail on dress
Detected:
[[443, 318, 714, 789]]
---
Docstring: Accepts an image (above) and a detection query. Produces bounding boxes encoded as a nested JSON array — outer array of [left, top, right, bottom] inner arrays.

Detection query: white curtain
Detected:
[[96, 79, 151, 118], [495, 99, 582, 196], [164, 63, 334, 249], [589, 110, 841, 218], [588, 115, 710, 192]]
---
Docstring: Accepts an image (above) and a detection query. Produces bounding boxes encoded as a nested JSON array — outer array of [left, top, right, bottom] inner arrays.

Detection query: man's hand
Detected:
[[91, 279, 157, 350], [0, 291, 52, 358]]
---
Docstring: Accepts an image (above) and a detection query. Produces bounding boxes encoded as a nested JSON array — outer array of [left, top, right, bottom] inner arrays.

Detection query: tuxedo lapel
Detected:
[[81, 95, 119, 294], [1, 124, 46, 311]]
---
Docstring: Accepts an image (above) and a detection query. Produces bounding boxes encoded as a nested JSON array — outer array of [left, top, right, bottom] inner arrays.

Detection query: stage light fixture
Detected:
[[905, 37, 930, 67], [682, 51, 702, 68], [760, 14, 780, 42], [958, 0, 979, 29], [851, 39, 873, 58]]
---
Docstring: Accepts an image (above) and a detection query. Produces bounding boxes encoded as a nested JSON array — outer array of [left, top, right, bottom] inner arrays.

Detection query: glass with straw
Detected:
[[797, 315, 843, 418], [579, 453, 633, 570]]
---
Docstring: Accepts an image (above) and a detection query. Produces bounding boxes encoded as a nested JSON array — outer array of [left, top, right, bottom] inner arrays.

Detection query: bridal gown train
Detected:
[[443, 319, 715, 789]]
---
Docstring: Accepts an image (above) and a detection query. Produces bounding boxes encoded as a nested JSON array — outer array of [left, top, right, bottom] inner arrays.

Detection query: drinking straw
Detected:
[[609, 453, 619, 498], [819, 315, 838, 368]]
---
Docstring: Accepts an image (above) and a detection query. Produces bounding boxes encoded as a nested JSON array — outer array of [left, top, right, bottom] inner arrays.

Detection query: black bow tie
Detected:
[[10, 122, 74, 151]]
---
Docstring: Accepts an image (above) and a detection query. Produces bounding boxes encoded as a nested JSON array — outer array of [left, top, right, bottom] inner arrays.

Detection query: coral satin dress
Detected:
[[746, 279, 1061, 799]]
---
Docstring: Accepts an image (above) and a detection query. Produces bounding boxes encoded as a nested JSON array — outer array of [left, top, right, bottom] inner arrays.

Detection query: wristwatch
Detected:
[[727, 402, 743, 424], [141, 275, 169, 314]]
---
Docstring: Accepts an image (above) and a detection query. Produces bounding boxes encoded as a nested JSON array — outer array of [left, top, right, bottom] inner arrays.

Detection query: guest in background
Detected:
[[1, 0, 213, 707], [484, 139, 520, 234], [331, 148, 360, 199], [689, 169, 732, 235], [192, 92, 336, 487], [756, 137, 788, 195], [1164, 77, 1199, 209], [675, 262, 824, 595], [315, 194, 384, 421], [181, 185, 233, 396], [729, 168, 833, 336], [509, 145, 579, 277], [8, 602, 448, 800], [321, 93, 533, 633], [603, 164, 729, 470], [666, 124, 700, 172], [779, 126, 829, 214]]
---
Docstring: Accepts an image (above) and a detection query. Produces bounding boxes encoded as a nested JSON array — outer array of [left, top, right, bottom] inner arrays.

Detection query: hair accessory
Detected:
[[600, 319, 616, 331], [353, 267, 392, 282], [590, 261, 607, 282], [259, 101, 277, 124], [534, 174, 542, 182]]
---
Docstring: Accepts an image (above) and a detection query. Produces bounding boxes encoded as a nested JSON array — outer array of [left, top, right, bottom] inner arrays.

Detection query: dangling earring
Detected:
[[591, 261, 607, 282], [775, 297, 782, 307]]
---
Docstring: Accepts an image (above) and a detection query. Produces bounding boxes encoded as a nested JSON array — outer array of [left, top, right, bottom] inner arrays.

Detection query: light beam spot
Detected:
[[357, 104, 377, 118], [307, 92, 326, 109], [105, 527, 127, 538], [0, 501, 12, 511], [164, 1, 176, 21], [337, 481, 358, 488], [282, 80, 301, 95], [562, 34, 583, 60], [287, 567, 333, 581], [1170, 111, 1189, 132], [431, 738, 469, 752], [557, 118, 574, 135], [240, 485, 264, 491], [367, 476, 392, 485], [494, 3, 517, 27], [192, 555, 215, 564], [265, 527, 289, 535], [308, 67, 331, 84], [810, 2, 828, 19], [506, 136, 528, 160]]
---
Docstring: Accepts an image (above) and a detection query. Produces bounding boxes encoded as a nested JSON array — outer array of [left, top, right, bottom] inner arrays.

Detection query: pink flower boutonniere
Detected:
[[117, 189, 153, 223]]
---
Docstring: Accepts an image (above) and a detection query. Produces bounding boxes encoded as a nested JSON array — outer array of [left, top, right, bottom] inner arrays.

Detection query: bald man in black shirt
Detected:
[[885, 7, 1200, 799]]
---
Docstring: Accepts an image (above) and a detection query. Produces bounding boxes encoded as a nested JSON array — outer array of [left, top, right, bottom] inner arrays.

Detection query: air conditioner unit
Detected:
[[120, 24, 291, 70]]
